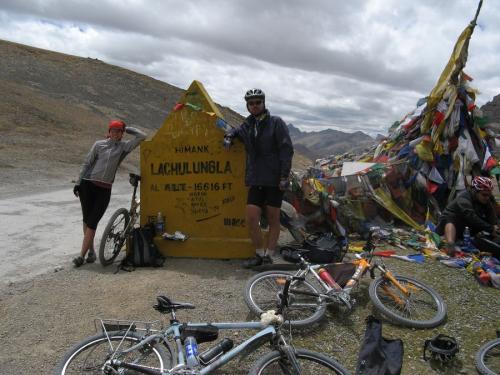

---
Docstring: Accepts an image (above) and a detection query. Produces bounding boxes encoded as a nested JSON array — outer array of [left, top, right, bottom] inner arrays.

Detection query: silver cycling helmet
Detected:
[[244, 88, 265, 102]]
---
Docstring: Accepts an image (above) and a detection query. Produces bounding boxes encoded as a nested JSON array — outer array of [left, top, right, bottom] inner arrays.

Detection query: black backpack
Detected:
[[356, 315, 403, 375], [121, 223, 165, 269], [280, 232, 346, 264]]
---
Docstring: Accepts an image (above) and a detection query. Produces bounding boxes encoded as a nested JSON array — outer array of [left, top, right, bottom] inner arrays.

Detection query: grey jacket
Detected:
[[77, 127, 146, 185]]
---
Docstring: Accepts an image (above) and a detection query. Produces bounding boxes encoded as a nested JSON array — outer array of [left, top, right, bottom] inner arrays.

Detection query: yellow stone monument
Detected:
[[140, 80, 254, 258]]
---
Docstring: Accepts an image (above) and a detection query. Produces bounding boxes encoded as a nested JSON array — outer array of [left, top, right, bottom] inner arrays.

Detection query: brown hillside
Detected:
[[0, 40, 311, 195]]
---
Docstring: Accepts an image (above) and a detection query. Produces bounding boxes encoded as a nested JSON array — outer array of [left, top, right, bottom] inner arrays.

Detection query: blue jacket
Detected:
[[230, 110, 294, 186]]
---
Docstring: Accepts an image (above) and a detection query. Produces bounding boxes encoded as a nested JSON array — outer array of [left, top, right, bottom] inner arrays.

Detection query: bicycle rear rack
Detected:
[[94, 318, 163, 336]]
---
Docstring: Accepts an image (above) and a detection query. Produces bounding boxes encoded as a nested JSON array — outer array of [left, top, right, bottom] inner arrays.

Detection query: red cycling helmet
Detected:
[[472, 176, 493, 192], [108, 120, 126, 131]]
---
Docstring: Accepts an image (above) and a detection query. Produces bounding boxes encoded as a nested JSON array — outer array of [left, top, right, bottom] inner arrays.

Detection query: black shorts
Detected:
[[79, 179, 112, 230], [247, 186, 284, 208]]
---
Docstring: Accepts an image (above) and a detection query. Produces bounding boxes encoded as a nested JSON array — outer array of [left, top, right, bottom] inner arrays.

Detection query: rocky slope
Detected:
[[0, 39, 311, 194], [481, 93, 500, 125]]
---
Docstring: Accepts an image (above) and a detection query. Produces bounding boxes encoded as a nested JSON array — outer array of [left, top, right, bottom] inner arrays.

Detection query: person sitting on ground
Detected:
[[72, 120, 146, 267], [224, 88, 294, 268], [436, 176, 498, 256]]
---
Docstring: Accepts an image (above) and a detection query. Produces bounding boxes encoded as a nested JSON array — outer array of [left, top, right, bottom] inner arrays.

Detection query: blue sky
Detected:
[[1, 0, 499, 136]]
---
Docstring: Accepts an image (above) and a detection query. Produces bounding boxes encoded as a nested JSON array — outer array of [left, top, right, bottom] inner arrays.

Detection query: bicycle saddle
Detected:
[[129, 173, 141, 187], [154, 295, 195, 313]]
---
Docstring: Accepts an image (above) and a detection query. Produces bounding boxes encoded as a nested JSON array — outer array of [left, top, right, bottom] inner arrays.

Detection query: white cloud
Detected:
[[0, 0, 499, 136]]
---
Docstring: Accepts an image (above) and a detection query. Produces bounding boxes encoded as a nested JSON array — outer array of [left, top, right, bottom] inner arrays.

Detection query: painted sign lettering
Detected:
[[150, 160, 232, 176]]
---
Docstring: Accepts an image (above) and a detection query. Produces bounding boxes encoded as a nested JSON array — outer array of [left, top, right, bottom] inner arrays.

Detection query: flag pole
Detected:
[[471, 0, 483, 26]]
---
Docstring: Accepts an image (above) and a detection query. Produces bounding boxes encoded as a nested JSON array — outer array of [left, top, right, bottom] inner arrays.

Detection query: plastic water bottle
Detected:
[[156, 212, 164, 236], [185, 336, 199, 368], [463, 226, 472, 251]]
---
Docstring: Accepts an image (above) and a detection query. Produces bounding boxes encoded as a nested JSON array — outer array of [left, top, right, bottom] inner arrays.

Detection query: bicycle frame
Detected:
[[104, 277, 309, 375], [289, 231, 414, 310], [127, 178, 140, 228], [116, 178, 140, 244], [110, 320, 277, 374]]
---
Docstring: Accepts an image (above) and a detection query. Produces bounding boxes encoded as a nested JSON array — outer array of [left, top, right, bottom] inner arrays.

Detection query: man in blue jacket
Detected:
[[225, 89, 294, 267]]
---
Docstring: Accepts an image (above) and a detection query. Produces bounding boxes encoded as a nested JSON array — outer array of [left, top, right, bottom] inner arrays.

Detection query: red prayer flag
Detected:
[[427, 180, 439, 194], [462, 72, 473, 81], [173, 103, 185, 111], [432, 111, 445, 127], [482, 142, 497, 171]]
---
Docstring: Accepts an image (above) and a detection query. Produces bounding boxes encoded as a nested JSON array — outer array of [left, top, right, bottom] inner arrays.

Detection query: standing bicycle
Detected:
[[245, 227, 447, 329], [98, 173, 141, 266], [55, 277, 351, 374]]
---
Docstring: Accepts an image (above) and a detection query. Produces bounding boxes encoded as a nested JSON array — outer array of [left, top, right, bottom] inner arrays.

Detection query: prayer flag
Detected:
[[482, 141, 497, 171]]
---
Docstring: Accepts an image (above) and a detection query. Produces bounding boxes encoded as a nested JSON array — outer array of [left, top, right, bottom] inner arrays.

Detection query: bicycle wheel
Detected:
[[249, 348, 350, 374], [99, 208, 130, 266], [54, 331, 171, 374], [244, 271, 326, 329], [369, 275, 446, 328], [475, 337, 500, 375]]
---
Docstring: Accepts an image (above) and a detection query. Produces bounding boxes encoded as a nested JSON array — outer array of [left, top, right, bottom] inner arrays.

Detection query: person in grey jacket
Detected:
[[224, 89, 294, 268], [72, 120, 146, 267]]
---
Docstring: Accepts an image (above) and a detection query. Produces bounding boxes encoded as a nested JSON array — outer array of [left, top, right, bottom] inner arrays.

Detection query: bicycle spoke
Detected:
[[378, 280, 437, 321], [483, 344, 500, 371], [263, 278, 284, 292], [245, 272, 326, 328]]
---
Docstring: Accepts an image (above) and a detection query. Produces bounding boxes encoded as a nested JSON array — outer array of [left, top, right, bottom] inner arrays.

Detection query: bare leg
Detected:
[[80, 227, 96, 258], [246, 204, 263, 251], [444, 223, 457, 244], [265, 205, 281, 254]]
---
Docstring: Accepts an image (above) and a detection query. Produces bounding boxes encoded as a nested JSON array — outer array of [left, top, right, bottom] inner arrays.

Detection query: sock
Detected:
[[256, 248, 265, 257], [265, 249, 275, 257]]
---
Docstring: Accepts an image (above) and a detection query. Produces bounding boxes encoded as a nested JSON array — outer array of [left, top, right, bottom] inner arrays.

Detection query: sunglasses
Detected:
[[248, 100, 263, 106]]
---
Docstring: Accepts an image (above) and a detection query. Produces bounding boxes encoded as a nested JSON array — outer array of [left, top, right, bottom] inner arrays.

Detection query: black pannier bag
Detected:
[[356, 315, 403, 375], [181, 324, 219, 344], [280, 232, 346, 264]]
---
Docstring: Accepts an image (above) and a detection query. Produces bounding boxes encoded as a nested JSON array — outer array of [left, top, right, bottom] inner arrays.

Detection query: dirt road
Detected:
[[0, 181, 130, 285]]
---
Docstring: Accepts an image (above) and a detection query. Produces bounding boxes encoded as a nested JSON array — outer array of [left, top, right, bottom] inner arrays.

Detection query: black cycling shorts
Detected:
[[247, 186, 284, 208], [79, 179, 112, 230]]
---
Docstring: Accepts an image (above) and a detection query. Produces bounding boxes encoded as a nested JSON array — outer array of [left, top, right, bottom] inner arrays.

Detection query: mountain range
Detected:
[[287, 124, 374, 160], [1, 38, 498, 195]]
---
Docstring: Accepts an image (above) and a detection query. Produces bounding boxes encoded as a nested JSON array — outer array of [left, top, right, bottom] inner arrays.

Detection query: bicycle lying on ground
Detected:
[[98, 173, 140, 266], [55, 277, 350, 374], [474, 331, 500, 375], [244, 227, 447, 329]]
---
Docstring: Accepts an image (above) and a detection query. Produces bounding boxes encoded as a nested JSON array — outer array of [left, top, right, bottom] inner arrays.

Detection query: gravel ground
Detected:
[[0, 238, 499, 375]]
